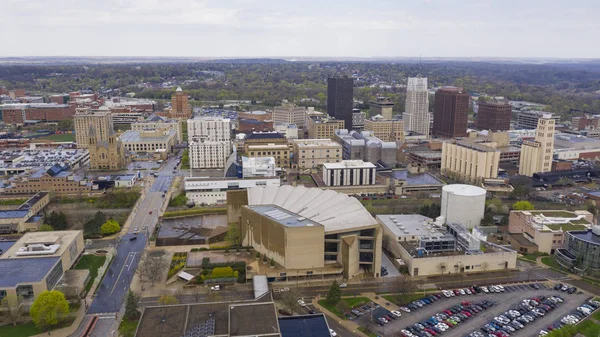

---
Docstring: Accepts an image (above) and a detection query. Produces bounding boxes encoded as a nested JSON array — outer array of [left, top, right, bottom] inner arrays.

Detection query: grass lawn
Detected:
[[75, 254, 106, 294], [541, 256, 564, 271], [519, 252, 547, 262], [0, 322, 43, 337], [357, 326, 378, 337], [0, 198, 27, 206], [118, 318, 140, 337], [382, 293, 427, 305], [35, 133, 75, 142], [318, 297, 370, 318]]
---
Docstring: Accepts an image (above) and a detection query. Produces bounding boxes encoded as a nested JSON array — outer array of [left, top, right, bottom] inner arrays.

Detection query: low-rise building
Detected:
[[0, 149, 89, 176], [322, 160, 376, 187], [0, 230, 85, 304], [293, 139, 342, 170], [242, 157, 276, 178], [274, 123, 299, 139], [1, 165, 96, 196], [517, 111, 560, 129], [0, 103, 76, 125], [120, 129, 177, 154], [131, 115, 183, 143], [185, 176, 280, 205], [352, 110, 366, 131], [0, 192, 49, 233], [245, 132, 291, 168], [508, 210, 593, 254], [307, 116, 345, 139], [363, 115, 405, 142], [555, 226, 600, 275], [235, 185, 382, 279], [273, 104, 307, 128]]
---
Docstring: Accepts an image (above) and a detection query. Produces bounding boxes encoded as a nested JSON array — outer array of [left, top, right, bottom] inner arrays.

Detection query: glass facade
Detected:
[[46, 261, 64, 290], [564, 231, 600, 270]]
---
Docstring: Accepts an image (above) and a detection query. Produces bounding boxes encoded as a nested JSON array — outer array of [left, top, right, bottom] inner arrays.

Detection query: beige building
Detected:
[[131, 116, 183, 143], [441, 139, 501, 184], [293, 139, 342, 169], [244, 132, 291, 168], [519, 114, 555, 177], [0, 231, 85, 304], [0, 193, 49, 233], [2, 168, 94, 197], [508, 210, 592, 254], [363, 116, 405, 142], [89, 126, 127, 171], [120, 129, 177, 154], [74, 107, 113, 148], [369, 97, 394, 120], [307, 116, 345, 139], [236, 186, 382, 279], [273, 104, 306, 128], [188, 140, 231, 169]]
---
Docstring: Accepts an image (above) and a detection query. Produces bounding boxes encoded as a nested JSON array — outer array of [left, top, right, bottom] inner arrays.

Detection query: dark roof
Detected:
[[569, 229, 600, 245], [278, 314, 331, 337], [508, 233, 538, 247], [393, 170, 445, 186], [229, 303, 279, 336], [0, 210, 29, 219], [47, 164, 64, 177], [0, 256, 60, 287], [246, 132, 284, 140], [0, 241, 16, 256]]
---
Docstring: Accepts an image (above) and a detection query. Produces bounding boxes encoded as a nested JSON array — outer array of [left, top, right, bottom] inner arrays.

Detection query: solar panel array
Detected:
[[264, 209, 291, 221], [181, 317, 215, 337]]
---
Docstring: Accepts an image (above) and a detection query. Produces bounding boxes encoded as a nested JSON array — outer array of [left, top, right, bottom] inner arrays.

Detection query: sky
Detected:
[[2, 0, 599, 58]]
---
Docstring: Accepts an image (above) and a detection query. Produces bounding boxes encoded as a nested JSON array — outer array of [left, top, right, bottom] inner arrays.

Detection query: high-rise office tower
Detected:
[[403, 77, 430, 137], [327, 76, 354, 130], [476, 99, 512, 131], [519, 114, 555, 177], [169, 87, 192, 119], [432, 86, 469, 138], [74, 107, 114, 148]]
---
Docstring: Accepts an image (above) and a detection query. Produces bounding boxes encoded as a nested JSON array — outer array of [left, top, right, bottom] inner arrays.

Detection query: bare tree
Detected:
[[394, 276, 418, 305], [136, 250, 168, 287], [280, 288, 302, 315], [1, 295, 24, 327]]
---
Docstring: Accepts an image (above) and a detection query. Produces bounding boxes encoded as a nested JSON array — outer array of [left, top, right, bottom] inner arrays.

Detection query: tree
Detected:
[[281, 288, 301, 315], [30, 290, 70, 330], [39, 224, 54, 231], [44, 210, 68, 230], [224, 223, 240, 245], [136, 250, 168, 286], [335, 300, 350, 315], [512, 201, 535, 210], [394, 276, 418, 304], [124, 290, 139, 320], [158, 295, 178, 305], [100, 219, 121, 235], [1, 294, 24, 326], [326, 280, 342, 304]]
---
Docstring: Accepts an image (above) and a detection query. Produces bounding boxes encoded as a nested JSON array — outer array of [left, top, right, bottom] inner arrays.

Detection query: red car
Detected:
[[149, 211, 153, 214], [461, 301, 471, 306]]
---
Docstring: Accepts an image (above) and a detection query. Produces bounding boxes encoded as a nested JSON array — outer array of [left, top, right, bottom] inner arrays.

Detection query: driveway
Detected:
[[381, 253, 401, 278]]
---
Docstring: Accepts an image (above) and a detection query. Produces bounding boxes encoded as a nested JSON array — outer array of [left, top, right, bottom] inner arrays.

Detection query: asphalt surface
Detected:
[[355, 283, 590, 337], [88, 157, 177, 315]]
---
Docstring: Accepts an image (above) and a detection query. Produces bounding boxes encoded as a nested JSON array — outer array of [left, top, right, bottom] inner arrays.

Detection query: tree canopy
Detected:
[[39, 224, 54, 231], [30, 290, 69, 330], [512, 201, 535, 210], [326, 280, 341, 304], [100, 219, 121, 235], [44, 211, 68, 230]]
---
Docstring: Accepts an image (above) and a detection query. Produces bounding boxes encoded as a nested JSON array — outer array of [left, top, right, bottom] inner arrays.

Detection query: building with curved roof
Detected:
[[235, 185, 382, 279]]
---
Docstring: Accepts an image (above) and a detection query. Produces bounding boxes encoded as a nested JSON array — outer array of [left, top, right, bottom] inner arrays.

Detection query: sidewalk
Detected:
[[312, 294, 368, 337]]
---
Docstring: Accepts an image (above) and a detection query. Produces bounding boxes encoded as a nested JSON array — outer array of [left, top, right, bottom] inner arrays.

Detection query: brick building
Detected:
[[476, 99, 512, 131], [432, 87, 469, 138]]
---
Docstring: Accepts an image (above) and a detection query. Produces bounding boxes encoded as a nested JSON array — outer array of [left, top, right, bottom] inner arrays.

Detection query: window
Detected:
[[46, 262, 64, 290], [16, 285, 34, 301]]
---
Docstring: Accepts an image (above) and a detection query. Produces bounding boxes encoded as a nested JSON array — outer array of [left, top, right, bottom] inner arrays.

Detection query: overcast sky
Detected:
[[2, 0, 599, 58]]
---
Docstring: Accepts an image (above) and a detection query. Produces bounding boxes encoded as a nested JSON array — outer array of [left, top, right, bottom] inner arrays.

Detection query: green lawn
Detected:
[[541, 256, 564, 270], [519, 252, 548, 262], [0, 198, 26, 206], [357, 326, 378, 337], [530, 210, 576, 218], [118, 318, 140, 337], [35, 133, 75, 142], [75, 254, 107, 293], [163, 207, 226, 218], [318, 297, 370, 318], [545, 223, 588, 231], [0, 322, 44, 337], [382, 293, 427, 305]]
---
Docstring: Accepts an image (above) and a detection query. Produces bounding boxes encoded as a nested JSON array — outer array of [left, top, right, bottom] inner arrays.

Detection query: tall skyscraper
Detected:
[[403, 77, 430, 137], [327, 76, 354, 130], [169, 87, 192, 119], [432, 86, 469, 138], [74, 107, 114, 148], [476, 98, 512, 131], [518, 114, 555, 177]]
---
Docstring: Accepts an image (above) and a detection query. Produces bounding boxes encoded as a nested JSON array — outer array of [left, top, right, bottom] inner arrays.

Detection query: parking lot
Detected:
[[352, 283, 591, 337]]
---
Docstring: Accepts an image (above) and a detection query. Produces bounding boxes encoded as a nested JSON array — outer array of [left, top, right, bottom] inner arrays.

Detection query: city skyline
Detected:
[[2, 0, 599, 58]]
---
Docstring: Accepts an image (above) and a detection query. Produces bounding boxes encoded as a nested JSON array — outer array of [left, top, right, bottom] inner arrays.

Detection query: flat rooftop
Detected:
[[278, 314, 332, 337], [1, 230, 81, 260], [0, 256, 59, 287], [120, 130, 176, 143], [0, 241, 16, 256], [294, 139, 341, 147], [0, 149, 88, 171], [323, 160, 375, 169], [392, 170, 445, 186], [246, 205, 322, 228], [229, 303, 280, 336], [377, 214, 442, 238], [554, 133, 600, 150], [247, 185, 378, 233]]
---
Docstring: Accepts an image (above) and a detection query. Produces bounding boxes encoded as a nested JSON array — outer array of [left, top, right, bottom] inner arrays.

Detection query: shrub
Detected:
[[201, 257, 210, 268], [256, 252, 261, 258], [100, 220, 121, 235]]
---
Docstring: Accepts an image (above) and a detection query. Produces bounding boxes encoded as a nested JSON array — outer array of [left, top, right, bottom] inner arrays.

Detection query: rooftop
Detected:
[[568, 229, 600, 245], [392, 170, 445, 186], [518, 210, 592, 232], [293, 139, 341, 147], [376, 214, 441, 238], [246, 205, 322, 228], [0, 256, 60, 287], [120, 130, 176, 143], [278, 314, 331, 337], [323, 160, 375, 169], [554, 133, 600, 150], [442, 184, 487, 197], [229, 303, 280, 336], [1, 230, 81, 260], [247, 185, 378, 233], [245, 131, 284, 140]]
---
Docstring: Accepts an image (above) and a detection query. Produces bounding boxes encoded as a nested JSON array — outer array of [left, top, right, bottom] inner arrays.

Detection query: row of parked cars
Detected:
[[468, 294, 565, 337], [539, 299, 600, 336], [403, 293, 445, 313], [553, 283, 578, 294], [401, 299, 498, 337], [344, 301, 380, 321]]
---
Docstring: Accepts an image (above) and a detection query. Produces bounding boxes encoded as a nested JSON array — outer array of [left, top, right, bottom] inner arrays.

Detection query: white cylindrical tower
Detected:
[[441, 184, 487, 229]]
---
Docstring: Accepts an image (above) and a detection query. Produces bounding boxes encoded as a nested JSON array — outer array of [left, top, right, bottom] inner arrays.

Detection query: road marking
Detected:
[[110, 252, 136, 295]]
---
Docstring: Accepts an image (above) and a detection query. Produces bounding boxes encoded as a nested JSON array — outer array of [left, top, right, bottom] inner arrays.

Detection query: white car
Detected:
[[297, 300, 306, 306], [391, 310, 402, 317], [539, 330, 548, 336], [459, 289, 466, 295], [496, 285, 505, 292], [465, 288, 472, 295], [210, 285, 220, 291], [329, 329, 337, 336], [442, 290, 452, 298], [481, 286, 489, 293], [339, 283, 347, 288], [400, 307, 411, 313]]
